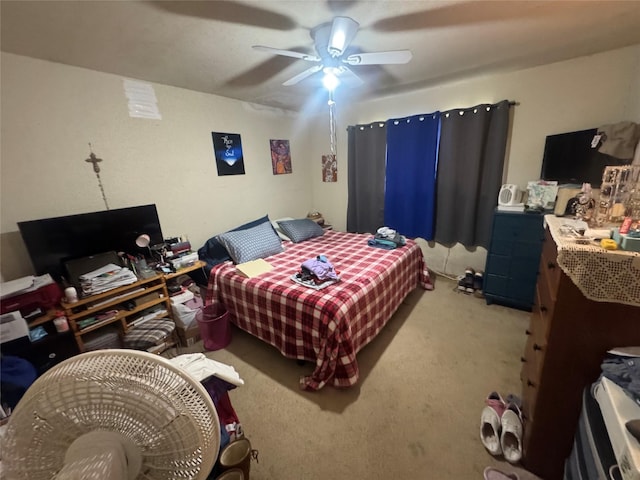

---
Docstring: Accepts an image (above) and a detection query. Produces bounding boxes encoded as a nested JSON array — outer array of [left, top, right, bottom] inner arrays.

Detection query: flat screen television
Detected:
[[18, 204, 164, 282], [540, 128, 629, 188]]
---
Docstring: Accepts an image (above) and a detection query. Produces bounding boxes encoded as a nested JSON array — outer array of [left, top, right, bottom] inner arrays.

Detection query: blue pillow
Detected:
[[197, 215, 272, 267], [216, 221, 284, 264], [277, 219, 324, 243]]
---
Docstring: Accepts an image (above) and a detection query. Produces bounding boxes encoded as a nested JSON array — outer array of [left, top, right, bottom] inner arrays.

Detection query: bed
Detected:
[[205, 228, 432, 391]]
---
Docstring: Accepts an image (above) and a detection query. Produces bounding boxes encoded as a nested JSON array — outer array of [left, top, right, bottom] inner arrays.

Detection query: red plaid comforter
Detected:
[[206, 230, 432, 390]]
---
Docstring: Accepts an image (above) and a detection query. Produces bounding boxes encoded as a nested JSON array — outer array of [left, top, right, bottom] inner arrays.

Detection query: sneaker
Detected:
[[500, 403, 523, 464], [473, 271, 484, 297], [483, 467, 520, 480], [480, 405, 503, 456], [485, 391, 506, 417], [457, 274, 467, 292], [464, 267, 475, 293], [480, 391, 506, 456]]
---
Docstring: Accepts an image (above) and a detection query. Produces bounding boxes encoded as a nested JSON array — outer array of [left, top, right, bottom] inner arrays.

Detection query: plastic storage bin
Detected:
[[197, 303, 231, 351]]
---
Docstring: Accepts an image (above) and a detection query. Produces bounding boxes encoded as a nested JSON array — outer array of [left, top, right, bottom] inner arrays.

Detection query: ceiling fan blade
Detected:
[[252, 45, 321, 62], [283, 65, 324, 86], [337, 66, 364, 87], [343, 50, 413, 65], [328, 16, 360, 57], [153, 1, 297, 30]]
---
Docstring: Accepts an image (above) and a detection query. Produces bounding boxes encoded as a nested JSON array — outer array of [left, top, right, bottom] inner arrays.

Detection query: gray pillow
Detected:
[[216, 221, 284, 264], [277, 218, 324, 243]]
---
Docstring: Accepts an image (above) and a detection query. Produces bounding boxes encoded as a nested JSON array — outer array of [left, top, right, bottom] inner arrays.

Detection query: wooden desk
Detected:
[[162, 260, 206, 281]]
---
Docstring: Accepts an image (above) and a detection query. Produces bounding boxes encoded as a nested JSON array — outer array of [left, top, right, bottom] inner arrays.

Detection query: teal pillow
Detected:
[[277, 219, 324, 243], [216, 221, 284, 264]]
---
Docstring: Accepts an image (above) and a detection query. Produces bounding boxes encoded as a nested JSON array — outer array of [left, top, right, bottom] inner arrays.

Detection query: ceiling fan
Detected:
[[252, 16, 412, 88]]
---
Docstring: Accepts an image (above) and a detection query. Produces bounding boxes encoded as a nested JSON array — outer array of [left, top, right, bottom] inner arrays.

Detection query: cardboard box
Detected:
[[177, 323, 201, 347]]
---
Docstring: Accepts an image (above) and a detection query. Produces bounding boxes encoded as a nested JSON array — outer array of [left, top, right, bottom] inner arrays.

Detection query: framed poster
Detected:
[[212, 132, 245, 176], [322, 154, 337, 182], [270, 139, 292, 175]]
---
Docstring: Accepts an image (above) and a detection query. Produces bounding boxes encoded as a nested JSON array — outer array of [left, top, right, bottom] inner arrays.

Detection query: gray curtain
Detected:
[[346, 122, 387, 233], [434, 100, 511, 248]]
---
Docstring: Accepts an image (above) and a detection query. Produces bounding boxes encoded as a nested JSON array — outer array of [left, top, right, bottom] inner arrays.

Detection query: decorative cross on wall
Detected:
[[85, 143, 110, 210]]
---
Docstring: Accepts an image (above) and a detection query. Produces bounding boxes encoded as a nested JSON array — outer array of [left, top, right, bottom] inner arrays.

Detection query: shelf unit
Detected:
[[60, 274, 173, 352]]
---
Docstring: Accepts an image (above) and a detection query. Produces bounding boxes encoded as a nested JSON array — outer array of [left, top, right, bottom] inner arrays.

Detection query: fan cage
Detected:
[[3, 349, 220, 480]]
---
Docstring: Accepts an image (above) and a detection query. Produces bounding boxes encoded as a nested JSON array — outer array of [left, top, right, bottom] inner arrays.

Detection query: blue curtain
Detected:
[[384, 113, 441, 240]]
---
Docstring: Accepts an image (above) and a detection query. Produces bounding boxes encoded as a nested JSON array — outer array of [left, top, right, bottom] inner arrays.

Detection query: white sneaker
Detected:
[[480, 405, 502, 456], [500, 404, 523, 463]]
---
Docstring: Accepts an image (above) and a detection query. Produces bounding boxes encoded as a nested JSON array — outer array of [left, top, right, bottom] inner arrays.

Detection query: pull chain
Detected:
[[328, 91, 337, 157]]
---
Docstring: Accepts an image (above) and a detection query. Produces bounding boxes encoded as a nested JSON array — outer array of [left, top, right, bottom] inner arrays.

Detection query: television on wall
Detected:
[[540, 128, 629, 188], [18, 204, 164, 282]]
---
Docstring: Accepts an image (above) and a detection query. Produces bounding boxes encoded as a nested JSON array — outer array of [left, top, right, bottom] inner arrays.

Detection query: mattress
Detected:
[[564, 386, 620, 480], [206, 230, 431, 390], [593, 377, 640, 480]]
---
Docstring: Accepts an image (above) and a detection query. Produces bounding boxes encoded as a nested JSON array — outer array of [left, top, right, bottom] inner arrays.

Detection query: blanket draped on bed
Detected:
[[206, 230, 432, 390]]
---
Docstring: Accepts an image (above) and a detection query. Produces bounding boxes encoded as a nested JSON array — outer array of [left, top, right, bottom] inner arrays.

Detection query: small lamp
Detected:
[[134, 234, 157, 278], [135, 234, 152, 258]]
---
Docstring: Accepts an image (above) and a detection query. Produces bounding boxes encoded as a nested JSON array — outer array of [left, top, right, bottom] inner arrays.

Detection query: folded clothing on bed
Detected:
[[290, 273, 338, 290], [368, 230, 407, 250], [301, 256, 338, 281], [292, 256, 340, 289]]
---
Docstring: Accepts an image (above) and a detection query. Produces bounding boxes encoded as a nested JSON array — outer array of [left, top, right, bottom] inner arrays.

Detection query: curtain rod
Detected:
[[347, 100, 519, 130]]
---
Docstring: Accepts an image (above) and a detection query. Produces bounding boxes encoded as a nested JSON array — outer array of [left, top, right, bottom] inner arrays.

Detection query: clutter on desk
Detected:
[[0, 274, 62, 318], [526, 180, 559, 212], [593, 165, 640, 227], [552, 163, 640, 252], [79, 263, 137, 296]]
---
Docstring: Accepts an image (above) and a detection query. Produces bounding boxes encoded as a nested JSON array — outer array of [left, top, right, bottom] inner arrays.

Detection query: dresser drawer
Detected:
[[540, 230, 561, 296], [535, 277, 556, 328], [484, 273, 509, 296], [521, 356, 539, 424], [486, 254, 511, 276], [524, 321, 546, 377]]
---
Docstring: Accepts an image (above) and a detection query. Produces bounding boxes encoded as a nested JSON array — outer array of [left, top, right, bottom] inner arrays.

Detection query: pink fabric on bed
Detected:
[[205, 230, 432, 390]]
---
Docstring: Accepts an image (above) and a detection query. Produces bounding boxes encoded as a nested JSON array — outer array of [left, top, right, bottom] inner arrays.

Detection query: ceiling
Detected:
[[2, 1, 640, 112]]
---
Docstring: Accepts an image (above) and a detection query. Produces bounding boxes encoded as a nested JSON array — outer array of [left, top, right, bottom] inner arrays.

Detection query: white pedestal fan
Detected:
[[2, 349, 220, 479]]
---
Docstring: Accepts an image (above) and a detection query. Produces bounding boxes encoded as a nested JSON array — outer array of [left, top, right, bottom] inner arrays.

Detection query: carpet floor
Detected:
[[168, 276, 545, 480]]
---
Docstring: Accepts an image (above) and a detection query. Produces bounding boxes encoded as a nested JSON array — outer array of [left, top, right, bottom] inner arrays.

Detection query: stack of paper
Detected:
[[79, 263, 137, 295], [235, 258, 273, 278]]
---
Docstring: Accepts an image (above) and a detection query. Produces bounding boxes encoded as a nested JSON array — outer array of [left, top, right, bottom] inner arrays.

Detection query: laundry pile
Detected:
[[291, 255, 340, 290], [367, 227, 407, 250], [480, 391, 523, 464]]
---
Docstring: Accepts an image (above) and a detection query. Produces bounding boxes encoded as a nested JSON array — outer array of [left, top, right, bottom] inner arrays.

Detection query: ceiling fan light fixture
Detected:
[[322, 71, 340, 91], [327, 16, 359, 57], [256, 15, 410, 88]]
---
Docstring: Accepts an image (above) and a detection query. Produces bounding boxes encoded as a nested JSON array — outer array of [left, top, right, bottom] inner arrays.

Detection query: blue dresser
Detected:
[[483, 210, 544, 310]]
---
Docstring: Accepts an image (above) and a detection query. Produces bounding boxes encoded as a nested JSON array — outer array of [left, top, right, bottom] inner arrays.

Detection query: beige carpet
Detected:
[[168, 277, 544, 480]]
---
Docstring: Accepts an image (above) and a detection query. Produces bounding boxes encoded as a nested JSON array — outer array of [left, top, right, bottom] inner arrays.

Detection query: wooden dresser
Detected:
[[520, 227, 640, 480]]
